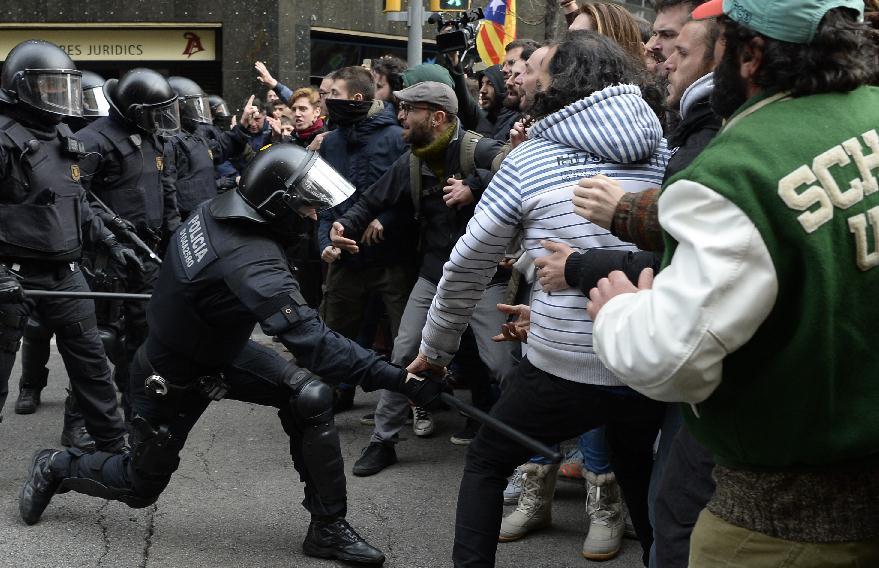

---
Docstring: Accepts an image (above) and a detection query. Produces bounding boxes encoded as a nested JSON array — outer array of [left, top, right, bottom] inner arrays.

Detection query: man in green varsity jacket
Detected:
[[586, 0, 879, 565]]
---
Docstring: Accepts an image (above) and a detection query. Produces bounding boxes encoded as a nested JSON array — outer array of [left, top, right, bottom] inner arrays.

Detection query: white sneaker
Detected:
[[503, 466, 525, 505], [582, 471, 624, 560], [412, 406, 435, 437]]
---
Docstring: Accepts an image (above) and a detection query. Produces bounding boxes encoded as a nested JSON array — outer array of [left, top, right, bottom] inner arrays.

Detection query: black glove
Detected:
[[398, 371, 445, 409], [110, 216, 136, 234], [0, 266, 24, 303], [104, 237, 145, 272]]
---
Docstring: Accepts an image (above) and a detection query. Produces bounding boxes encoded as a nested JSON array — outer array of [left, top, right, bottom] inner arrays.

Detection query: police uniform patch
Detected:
[[70, 164, 80, 182], [177, 213, 218, 279], [207, 149, 213, 161], [155, 156, 164, 171]]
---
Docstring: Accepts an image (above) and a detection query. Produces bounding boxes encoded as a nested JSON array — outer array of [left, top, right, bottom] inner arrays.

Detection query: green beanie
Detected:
[[402, 64, 455, 89]]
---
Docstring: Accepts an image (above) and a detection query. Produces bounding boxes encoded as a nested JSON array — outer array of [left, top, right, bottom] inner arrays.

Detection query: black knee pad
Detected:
[[292, 379, 334, 426]]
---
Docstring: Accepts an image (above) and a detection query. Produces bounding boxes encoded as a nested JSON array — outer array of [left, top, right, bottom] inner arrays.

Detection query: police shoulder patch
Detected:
[[71, 164, 80, 182], [155, 156, 164, 171], [177, 213, 218, 279]]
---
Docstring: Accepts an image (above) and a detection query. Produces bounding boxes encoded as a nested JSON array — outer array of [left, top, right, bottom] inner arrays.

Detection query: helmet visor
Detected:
[[17, 70, 83, 117], [291, 156, 355, 215], [211, 101, 230, 117], [82, 86, 110, 117], [138, 100, 181, 136], [180, 94, 212, 124]]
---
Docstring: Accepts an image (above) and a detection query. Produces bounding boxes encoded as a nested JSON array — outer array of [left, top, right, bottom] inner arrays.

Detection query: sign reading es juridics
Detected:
[[0, 28, 217, 61]]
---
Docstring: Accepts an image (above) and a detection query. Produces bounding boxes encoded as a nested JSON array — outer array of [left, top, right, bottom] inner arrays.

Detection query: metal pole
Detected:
[[22, 290, 152, 302], [408, 0, 424, 65], [440, 392, 562, 462]]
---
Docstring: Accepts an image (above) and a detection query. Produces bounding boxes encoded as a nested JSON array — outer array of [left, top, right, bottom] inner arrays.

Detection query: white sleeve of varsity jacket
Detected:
[[592, 179, 778, 404]]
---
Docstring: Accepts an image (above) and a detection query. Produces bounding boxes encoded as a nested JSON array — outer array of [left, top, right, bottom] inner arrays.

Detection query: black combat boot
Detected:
[[60, 426, 96, 452], [15, 387, 42, 414], [303, 517, 386, 565], [20, 449, 63, 525]]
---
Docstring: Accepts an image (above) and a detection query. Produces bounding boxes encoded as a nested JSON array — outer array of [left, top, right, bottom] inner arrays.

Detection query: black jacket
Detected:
[[336, 121, 504, 284], [146, 200, 406, 391], [318, 102, 408, 268]]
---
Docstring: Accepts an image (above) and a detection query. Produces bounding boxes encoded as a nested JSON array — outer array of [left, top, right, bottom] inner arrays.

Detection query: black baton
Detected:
[[440, 392, 562, 462], [23, 290, 152, 302]]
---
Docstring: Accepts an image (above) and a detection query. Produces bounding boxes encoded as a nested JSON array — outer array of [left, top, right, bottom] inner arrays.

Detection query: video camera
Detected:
[[430, 8, 485, 53]]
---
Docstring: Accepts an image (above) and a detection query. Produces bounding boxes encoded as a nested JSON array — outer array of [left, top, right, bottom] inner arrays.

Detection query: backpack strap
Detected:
[[458, 129, 483, 179]]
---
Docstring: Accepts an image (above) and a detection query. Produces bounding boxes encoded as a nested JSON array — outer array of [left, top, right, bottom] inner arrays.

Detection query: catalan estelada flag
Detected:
[[476, 0, 516, 66]]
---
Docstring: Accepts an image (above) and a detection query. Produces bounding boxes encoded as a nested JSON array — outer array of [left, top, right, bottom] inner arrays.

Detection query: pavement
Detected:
[[0, 333, 644, 568]]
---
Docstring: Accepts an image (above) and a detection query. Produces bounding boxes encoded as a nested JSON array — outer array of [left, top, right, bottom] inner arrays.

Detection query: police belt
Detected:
[[0, 260, 77, 279], [136, 348, 229, 402]]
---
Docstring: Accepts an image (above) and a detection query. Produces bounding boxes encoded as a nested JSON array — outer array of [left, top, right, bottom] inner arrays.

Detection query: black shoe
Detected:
[[352, 442, 397, 477], [450, 417, 480, 446], [60, 426, 96, 453], [15, 387, 42, 415], [303, 517, 385, 565], [20, 449, 62, 525], [333, 387, 356, 414]]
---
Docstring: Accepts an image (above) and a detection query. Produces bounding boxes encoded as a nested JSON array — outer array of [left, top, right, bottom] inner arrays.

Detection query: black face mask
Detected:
[[325, 98, 373, 127]]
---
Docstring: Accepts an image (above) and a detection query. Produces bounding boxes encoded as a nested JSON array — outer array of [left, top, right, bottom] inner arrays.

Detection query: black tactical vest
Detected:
[[0, 115, 84, 259], [88, 118, 164, 231], [172, 133, 217, 213]]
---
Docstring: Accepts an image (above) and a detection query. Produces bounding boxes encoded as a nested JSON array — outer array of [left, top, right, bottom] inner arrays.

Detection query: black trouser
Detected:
[[653, 426, 716, 568], [453, 358, 664, 568], [51, 340, 348, 519], [0, 263, 125, 449], [101, 257, 160, 422]]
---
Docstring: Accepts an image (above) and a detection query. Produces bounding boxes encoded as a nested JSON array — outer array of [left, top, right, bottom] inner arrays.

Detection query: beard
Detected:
[[405, 119, 433, 148], [711, 48, 750, 119], [503, 92, 520, 110]]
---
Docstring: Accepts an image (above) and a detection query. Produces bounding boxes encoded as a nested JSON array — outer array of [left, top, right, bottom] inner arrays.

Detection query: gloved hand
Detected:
[[0, 266, 24, 303], [398, 371, 445, 410], [110, 216, 136, 234], [104, 237, 145, 272]]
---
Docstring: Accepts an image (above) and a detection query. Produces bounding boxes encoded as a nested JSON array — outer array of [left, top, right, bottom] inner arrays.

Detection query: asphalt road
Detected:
[[0, 333, 644, 568]]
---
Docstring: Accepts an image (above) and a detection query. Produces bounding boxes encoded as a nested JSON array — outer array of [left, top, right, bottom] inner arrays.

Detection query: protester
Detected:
[[590, 2, 879, 566]]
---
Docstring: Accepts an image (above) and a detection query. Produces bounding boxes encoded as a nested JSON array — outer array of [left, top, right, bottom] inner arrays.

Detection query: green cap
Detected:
[[692, 0, 864, 44], [401, 64, 455, 89]]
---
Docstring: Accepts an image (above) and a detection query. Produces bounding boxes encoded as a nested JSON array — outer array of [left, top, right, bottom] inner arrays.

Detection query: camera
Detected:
[[431, 8, 485, 54]]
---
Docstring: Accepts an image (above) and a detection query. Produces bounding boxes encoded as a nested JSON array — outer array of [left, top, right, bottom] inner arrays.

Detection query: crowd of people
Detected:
[[4, 0, 879, 566]]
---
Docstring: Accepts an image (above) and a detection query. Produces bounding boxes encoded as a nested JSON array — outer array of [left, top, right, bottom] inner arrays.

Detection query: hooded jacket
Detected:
[[453, 64, 517, 140], [419, 84, 669, 386], [318, 100, 408, 267]]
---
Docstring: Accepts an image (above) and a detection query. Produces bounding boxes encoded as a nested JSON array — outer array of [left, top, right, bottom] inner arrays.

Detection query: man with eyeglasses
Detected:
[[330, 80, 516, 476]]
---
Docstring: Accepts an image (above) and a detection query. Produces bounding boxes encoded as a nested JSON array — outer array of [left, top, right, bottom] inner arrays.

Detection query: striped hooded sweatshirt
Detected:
[[420, 84, 669, 385]]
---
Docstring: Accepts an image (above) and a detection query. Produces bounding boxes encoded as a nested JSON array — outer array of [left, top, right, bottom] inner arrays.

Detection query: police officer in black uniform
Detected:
[[163, 76, 251, 219], [13, 68, 114, 451], [20, 143, 445, 566], [75, 67, 182, 421], [0, 40, 140, 452]]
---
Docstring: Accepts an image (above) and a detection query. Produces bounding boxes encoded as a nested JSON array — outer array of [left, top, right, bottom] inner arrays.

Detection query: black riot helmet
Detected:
[[210, 144, 354, 231], [0, 39, 83, 117], [168, 76, 212, 129], [80, 70, 110, 118], [207, 94, 230, 118], [104, 68, 180, 137]]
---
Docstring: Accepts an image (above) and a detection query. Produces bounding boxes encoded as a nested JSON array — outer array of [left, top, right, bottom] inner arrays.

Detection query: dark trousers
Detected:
[[653, 426, 716, 568], [453, 358, 664, 568], [0, 264, 125, 449], [53, 340, 348, 519]]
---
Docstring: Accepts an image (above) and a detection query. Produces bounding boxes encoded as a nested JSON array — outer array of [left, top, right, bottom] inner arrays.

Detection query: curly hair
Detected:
[[721, 7, 877, 96], [530, 31, 663, 121], [371, 55, 407, 93]]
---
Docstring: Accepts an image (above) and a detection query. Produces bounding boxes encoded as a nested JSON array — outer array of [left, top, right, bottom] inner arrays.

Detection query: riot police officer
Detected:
[[0, 40, 140, 452], [20, 144, 445, 566], [14, 70, 114, 452], [163, 76, 251, 219], [74, 67, 183, 422]]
